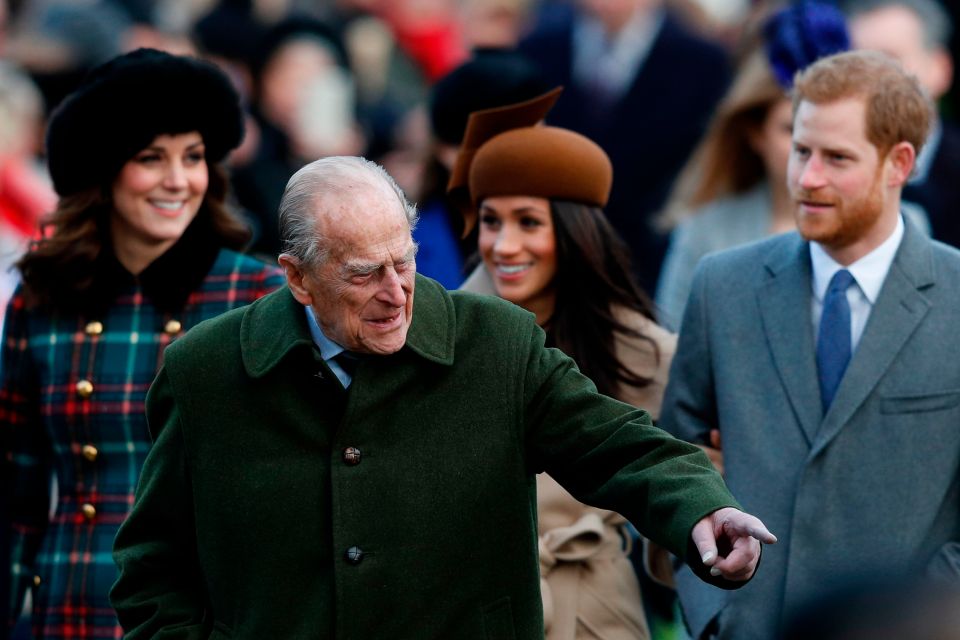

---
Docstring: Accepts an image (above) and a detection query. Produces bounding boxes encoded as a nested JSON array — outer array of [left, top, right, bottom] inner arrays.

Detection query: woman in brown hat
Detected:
[[452, 90, 677, 640], [0, 49, 283, 638]]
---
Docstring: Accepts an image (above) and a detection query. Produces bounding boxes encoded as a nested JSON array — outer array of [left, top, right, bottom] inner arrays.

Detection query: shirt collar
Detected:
[[573, 9, 662, 91], [810, 214, 905, 304], [303, 305, 346, 361]]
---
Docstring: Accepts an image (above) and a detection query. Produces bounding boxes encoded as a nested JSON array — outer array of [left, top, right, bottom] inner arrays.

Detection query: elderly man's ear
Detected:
[[278, 254, 314, 306]]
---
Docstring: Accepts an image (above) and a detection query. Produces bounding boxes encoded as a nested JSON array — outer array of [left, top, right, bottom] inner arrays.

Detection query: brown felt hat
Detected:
[[448, 87, 612, 237]]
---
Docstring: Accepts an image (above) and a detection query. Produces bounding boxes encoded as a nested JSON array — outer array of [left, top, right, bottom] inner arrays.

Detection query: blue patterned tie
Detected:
[[817, 269, 855, 412]]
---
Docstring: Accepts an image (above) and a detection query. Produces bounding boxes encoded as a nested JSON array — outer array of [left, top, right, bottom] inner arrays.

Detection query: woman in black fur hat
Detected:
[[0, 48, 284, 639]]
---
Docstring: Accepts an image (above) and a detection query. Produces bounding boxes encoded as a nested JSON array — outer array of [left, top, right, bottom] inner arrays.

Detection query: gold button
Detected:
[[84, 321, 103, 336], [164, 319, 182, 334], [33, 575, 41, 587], [81, 503, 96, 520], [82, 444, 99, 462], [75, 379, 94, 398]]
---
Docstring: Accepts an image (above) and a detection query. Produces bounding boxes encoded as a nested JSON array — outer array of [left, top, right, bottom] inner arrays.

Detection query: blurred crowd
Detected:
[[3, 0, 960, 639]]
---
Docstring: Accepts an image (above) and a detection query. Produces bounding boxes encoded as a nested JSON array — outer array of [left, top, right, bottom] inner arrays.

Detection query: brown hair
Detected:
[[660, 50, 787, 228], [547, 200, 659, 397], [17, 164, 251, 310], [792, 50, 934, 157]]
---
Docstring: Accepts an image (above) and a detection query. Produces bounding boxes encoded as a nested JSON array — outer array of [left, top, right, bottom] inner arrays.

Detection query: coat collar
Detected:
[[87, 215, 220, 317], [757, 218, 935, 448], [242, 274, 456, 378]]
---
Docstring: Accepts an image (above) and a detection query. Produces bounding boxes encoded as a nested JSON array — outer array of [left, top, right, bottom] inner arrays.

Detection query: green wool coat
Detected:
[[111, 275, 739, 639]]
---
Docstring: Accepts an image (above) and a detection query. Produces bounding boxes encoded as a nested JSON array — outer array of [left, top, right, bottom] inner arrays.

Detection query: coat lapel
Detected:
[[812, 222, 934, 455], [757, 235, 822, 445]]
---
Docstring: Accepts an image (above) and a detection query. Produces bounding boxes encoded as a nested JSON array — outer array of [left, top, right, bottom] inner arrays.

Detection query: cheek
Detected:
[[114, 165, 155, 200], [189, 165, 209, 196], [478, 229, 496, 258]]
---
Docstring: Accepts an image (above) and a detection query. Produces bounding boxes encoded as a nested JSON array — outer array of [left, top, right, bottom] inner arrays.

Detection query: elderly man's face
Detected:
[[284, 187, 417, 355]]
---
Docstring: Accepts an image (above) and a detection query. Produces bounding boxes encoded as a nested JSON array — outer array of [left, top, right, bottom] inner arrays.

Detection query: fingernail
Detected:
[[701, 551, 716, 564], [710, 567, 722, 577]]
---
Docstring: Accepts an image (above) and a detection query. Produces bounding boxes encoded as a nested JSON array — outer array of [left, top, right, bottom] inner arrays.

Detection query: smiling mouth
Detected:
[[496, 263, 532, 276], [365, 312, 402, 329], [150, 200, 186, 212]]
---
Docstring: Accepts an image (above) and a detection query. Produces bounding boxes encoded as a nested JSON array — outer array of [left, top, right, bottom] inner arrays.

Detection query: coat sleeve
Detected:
[[110, 367, 209, 639], [518, 311, 739, 583], [1, 290, 50, 638], [658, 258, 718, 449]]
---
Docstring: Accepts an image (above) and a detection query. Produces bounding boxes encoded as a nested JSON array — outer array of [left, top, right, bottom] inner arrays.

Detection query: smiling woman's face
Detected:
[[478, 195, 557, 323], [111, 131, 208, 260]]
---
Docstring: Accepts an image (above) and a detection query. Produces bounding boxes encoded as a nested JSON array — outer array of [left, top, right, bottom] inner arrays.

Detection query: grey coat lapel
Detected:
[[813, 221, 935, 456], [758, 235, 822, 445]]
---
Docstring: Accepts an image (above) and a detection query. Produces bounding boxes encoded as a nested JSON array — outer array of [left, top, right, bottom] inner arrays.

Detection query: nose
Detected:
[[493, 225, 521, 257], [796, 155, 826, 191], [376, 267, 406, 307], [162, 160, 189, 191]]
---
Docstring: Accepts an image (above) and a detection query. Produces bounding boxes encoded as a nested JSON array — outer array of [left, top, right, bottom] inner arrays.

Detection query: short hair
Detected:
[[842, 0, 953, 49], [278, 156, 418, 267], [792, 50, 934, 157]]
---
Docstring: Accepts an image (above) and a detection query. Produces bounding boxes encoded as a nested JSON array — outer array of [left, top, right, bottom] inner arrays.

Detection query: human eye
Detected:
[[479, 213, 501, 229], [792, 144, 810, 158], [185, 148, 206, 165], [134, 152, 162, 164], [519, 215, 544, 229]]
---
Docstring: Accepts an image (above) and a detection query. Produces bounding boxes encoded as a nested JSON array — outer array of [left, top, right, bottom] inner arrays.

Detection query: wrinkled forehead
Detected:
[[316, 184, 412, 256]]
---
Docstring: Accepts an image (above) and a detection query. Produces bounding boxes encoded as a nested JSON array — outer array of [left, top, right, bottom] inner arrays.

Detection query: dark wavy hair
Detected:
[[546, 200, 659, 397], [17, 164, 250, 309]]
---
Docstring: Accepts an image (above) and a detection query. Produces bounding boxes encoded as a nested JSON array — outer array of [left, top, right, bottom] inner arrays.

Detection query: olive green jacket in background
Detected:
[[111, 275, 740, 639]]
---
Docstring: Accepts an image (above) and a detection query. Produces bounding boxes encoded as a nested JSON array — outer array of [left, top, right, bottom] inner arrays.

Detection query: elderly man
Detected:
[[661, 50, 960, 640], [110, 156, 772, 638]]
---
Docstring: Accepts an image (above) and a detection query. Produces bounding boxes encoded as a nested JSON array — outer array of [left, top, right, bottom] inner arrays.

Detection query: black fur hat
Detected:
[[46, 48, 244, 197]]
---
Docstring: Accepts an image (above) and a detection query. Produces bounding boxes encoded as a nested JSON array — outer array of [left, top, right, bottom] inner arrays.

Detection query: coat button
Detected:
[[33, 575, 41, 587], [76, 380, 94, 398], [164, 319, 182, 334], [84, 321, 103, 336], [81, 503, 96, 520], [81, 444, 99, 462], [345, 546, 364, 565], [343, 447, 362, 465]]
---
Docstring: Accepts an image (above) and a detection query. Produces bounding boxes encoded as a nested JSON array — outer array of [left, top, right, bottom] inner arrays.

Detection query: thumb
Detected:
[[710, 429, 721, 449], [691, 518, 719, 566]]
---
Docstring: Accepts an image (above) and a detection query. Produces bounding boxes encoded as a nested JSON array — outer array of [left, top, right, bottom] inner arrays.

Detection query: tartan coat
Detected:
[[111, 276, 742, 640], [1, 231, 283, 640]]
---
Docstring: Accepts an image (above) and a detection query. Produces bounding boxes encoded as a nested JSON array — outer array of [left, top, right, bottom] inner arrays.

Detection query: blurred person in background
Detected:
[[655, 1, 850, 330], [0, 62, 56, 338], [1, 48, 283, 639], [412, 50, 548, 288], [455, 89, 676, 640], [843, 0, 960, 249], [231, 15, 365, 258], [518, 0, 732, 291]]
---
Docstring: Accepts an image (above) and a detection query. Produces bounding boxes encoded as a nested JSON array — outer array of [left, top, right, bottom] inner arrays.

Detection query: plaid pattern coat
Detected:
[[1, 241, 283, 640]]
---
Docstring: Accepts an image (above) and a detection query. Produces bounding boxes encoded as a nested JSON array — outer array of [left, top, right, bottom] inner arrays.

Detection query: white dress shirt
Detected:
[[810, 214, 905, 352]]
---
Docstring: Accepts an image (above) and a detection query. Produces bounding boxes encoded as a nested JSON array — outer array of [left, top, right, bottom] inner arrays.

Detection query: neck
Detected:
[[525, 291, 556, 327], [824, 205, 900, 266], [111, 231, 177, 275]]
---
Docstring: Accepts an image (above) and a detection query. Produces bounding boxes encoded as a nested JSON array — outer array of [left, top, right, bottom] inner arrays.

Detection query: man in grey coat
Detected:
[[661, 50, 960, 640]]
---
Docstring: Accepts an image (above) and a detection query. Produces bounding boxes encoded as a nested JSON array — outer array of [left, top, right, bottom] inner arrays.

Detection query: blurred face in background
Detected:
[[849, 5, 953, 100], [748, 97, 794, 187], [111, 131, 208, 271], [478, 195, 557, 324]]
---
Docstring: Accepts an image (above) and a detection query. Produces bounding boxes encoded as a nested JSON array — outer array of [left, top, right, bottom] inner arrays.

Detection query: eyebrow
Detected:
[[341, 244, 419, 276]]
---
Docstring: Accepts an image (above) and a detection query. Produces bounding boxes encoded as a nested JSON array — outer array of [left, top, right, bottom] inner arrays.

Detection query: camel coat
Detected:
[[462, 267, 677, 640]]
